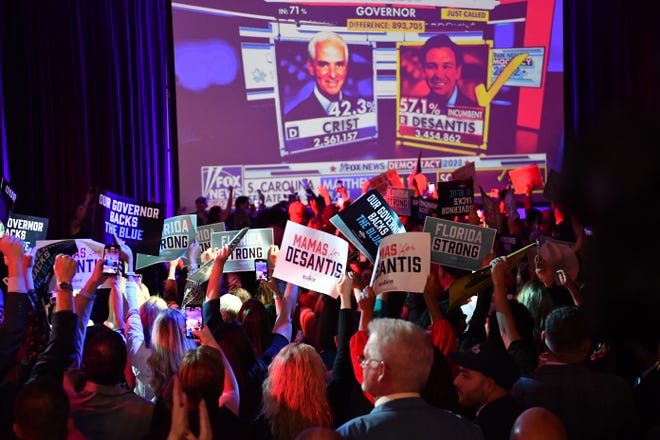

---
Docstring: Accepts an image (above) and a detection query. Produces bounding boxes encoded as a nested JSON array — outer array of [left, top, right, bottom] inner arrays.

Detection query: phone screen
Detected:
[[185, 306, 202, 339], [255, 259, 268, 282], [103, 245, 121, 276]]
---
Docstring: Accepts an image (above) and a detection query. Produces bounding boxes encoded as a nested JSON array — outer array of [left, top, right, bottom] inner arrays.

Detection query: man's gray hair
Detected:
[[367, 318, 433, 392], [308, 31, 349, 60]]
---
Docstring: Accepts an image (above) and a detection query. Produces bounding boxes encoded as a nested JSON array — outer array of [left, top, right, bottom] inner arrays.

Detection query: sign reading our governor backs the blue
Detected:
[[5, 213, 48, 248], [92, 189, 165, 256], [330, 189, 405, 263], [423, 217, 496, 271]]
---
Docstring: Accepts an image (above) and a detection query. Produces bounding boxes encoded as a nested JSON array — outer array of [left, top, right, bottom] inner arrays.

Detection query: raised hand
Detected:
[[0, 235, 26, 277], [336, 271, 354, 309], [168, 376, 211, 440], [54, 254, 77, 284]]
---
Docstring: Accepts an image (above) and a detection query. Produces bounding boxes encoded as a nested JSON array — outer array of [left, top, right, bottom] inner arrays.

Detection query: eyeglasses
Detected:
[[357, 354, 383, 369]]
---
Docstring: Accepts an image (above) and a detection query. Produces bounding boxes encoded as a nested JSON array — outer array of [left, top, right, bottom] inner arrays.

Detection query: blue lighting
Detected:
[[175, 39, 239, 91]]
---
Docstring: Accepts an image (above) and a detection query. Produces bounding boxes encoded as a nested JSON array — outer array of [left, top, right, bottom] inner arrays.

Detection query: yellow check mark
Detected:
[[475, 53, 528, 107]]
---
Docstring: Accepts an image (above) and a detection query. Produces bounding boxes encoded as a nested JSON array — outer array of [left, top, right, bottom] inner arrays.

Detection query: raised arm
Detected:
[[28, 254, 79, 384], [205, 246, 231, 302], [491, 256, 521, 348], [23, 246, 36, 291], [422, 272, 445, 324], [357, 286, 376, 334], [203, 245, 230, 333], [193, 324, 240, 416], [272, 281, 299, 342], [0, 235, 31, 378], [556, 268, 584, 307]]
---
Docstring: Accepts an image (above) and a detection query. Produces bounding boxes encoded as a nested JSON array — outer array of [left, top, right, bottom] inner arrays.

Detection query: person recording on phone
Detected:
[[286, 31, 352, 120], [419, 34, 479, 113]]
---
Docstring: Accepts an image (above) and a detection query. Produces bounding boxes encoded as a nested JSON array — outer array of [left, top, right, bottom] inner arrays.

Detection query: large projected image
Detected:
[[172, 0, 563, 208]]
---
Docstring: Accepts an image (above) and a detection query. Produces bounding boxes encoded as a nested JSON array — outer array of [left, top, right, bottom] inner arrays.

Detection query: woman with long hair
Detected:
[[147, 307, 198, 397], [238, 298, 274, 358], [260, 343, 333, 440]]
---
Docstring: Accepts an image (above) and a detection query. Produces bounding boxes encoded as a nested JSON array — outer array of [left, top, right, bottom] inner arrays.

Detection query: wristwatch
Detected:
[[57, 281, 73, 291]]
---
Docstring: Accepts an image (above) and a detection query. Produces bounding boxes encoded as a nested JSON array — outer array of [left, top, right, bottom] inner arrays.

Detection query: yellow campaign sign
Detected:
[[441, 8, 490, 22], [448, 242, 536, 310], [346, 19, 425, 33]]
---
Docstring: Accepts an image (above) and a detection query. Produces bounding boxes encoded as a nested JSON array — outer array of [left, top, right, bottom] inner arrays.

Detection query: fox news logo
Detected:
[[201, 166, 243, 201]]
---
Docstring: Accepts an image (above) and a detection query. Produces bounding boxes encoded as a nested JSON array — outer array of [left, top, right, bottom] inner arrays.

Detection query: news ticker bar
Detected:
[[201, 153, 546, 208]]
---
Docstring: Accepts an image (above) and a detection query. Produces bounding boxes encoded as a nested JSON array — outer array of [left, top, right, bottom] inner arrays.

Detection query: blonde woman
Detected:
[[147, 307, 198, 397]]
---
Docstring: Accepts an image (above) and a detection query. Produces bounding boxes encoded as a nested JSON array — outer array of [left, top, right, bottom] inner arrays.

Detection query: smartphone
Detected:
[[255, 258, 268, 282], [102, 244, 122, 276], [184, 306, 203, 339], [428, 183, 436, 194]]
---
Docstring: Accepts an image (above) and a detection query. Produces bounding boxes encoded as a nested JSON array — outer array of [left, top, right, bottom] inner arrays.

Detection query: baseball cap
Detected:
[[449, 341, 520, 390]]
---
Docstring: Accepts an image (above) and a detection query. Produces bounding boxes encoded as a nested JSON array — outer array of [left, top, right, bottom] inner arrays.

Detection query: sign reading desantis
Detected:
[[370, 231, 430, 295], [92, 190, 165, 256]]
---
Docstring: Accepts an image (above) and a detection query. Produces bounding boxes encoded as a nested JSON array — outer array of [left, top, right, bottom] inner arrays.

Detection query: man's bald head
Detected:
[[510, 407, 567, 440]]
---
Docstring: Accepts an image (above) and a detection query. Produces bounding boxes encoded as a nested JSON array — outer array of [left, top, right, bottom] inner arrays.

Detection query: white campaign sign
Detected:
[[273, 221, 348, 297]]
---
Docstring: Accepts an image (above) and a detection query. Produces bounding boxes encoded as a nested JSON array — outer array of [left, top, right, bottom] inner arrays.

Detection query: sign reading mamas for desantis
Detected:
[[92, 189, 165, 256], [274, 221, 348, 297]]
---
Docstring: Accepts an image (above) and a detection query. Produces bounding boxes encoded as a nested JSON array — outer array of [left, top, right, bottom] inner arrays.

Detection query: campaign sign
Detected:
[[330, 189, 406, 263], [5, 213, 48, 248], [384, 187, 414, 216], [365, 169, 403, 195], [451, 161, 479, 194], [508, 164, 544, 195], [479, 185, 501, 231], [0, 177, 17, 230], [411, 197, 440, 223], [424, 217, 496, 271], [274, 221, 348, 297], [448, 242, 535, 310], [210, 228, 273, 272], [196, 222, 226, 255], [35, 239, 126, 292], [436, 179, 474, 218], [92, 190, 164, 255], [135, 214, 197, 270], [370, 232, 430, 295], [32, 239, 79, 292]]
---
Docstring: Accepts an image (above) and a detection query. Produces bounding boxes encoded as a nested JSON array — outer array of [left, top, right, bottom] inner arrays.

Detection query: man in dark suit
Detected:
[[286, 31, 351, 120], [335, 318, 483, 440], [511, 306, 640, 440], [420, 34, 479, 113]]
